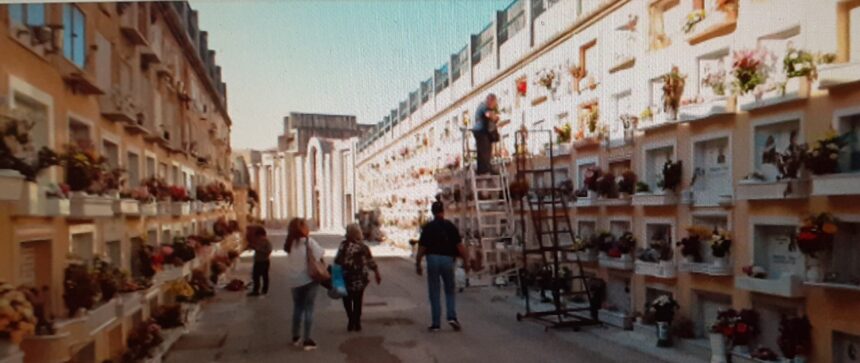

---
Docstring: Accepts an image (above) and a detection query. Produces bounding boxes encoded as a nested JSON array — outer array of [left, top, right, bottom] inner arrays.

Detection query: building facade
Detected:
[[356, 1, 860, 362], [242, 112, 366, 232], [0, 2, 239, 362]]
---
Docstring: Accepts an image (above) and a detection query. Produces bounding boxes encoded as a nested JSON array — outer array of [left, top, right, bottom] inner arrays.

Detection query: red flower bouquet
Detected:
[[795, 213, 837, 258]]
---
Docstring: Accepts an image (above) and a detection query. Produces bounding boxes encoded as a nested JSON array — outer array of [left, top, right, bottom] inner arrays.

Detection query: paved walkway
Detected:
[[165, 233, 696, 363]]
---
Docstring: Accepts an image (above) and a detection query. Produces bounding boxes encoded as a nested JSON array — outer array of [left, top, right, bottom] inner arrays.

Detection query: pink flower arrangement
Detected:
[[731, 47, 774, 95]]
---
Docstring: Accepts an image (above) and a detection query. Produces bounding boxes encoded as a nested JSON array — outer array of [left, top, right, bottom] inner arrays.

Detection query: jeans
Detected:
[[342, 288, 365, 329], [291, 282, 319, 339], [251, 260, 270, 294], [426, 254, 457, 327], [473, 131, 492, 175]]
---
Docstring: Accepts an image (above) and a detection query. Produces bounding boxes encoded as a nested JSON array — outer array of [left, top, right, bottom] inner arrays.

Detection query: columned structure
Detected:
[[241, 112, 368, 231]]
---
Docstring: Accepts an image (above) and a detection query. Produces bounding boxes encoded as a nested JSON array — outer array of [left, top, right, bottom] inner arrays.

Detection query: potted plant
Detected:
[[795, 213, 838, 282], [778, 315, 812, 363], [710, 230, 732, 268], [662, 66, 686, 120], [649, 295, 680, 347]]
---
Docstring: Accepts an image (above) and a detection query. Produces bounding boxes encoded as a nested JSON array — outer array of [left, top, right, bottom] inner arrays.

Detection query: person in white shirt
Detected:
[[283, 218, 325, 351]]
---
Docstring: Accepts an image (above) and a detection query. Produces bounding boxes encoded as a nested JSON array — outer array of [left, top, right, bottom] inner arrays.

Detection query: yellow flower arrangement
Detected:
[[167, 280, 194, 300], [0, 283, 36, 344]]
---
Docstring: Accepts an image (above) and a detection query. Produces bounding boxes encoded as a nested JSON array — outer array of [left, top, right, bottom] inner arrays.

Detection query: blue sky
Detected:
[[191, 0, 512, 150]]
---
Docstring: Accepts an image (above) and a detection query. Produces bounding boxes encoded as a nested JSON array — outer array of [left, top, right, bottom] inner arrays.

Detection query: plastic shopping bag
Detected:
[[328, 264, 348, 299]]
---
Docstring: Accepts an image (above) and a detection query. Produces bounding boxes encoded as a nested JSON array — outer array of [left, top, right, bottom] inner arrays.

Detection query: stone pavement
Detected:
[[165, 233, 703, 363]]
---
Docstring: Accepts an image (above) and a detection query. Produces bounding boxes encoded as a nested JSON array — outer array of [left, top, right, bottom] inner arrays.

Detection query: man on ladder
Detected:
[[472, 93, 500, 175]]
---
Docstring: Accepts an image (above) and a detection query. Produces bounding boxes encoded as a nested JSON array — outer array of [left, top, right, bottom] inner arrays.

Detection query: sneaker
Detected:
[[448, 320, 462, 332], [292, 337, 302, 347], [303, 339, 318, 351], [427, 325, 441, 332]]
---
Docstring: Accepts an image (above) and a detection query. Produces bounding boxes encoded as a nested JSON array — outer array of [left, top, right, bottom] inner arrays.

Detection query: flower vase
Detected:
[[656, 321, 672, 347], [620, 254, 632, 262], [806, 258, 823, 283], [713, 257, 727, 269], [708, 333, 728, 363], [793, 356, 807, 363]]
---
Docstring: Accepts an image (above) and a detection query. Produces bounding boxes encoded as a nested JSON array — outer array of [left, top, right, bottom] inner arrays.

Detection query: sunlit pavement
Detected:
[[165, 232, 696, 363]]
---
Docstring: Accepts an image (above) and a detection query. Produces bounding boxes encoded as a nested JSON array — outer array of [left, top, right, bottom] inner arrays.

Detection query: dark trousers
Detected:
[[342, 288, 365, 328], [473, 131, 492, 174], [251, 260, 270, 294]]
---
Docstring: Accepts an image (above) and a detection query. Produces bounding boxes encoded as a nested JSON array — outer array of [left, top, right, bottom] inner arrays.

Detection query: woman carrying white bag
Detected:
[[283, 218, 326, 351]]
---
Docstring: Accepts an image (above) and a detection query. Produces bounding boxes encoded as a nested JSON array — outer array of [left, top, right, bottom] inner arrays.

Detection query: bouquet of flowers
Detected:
[[583, 166, 602, 193], [122, 319, 163, 362], [676, 232, 703, 262], [0, 111, 60, 181], [136, 245, 158, 280], [93, 258, 123, 302], [649, 295, 679, 323], [732, 47, 774, 95], [592, 232, 616, 255], [805, 130, 850, 175], [701, 63, 727, 96], [535, 68, 559, 92], [682, 9, 706, 34], [614, 232, 637, 257], [640, 107, 654, 122], [783, 47, 817, 80], [662, 66, 686, 118], [143, 177, 170, 201], [795, 213, 838, 258], [711, 230, 732, 258], [595, 171, 617, 198], [554, 123, 572, 144], [122, 186, 154, 203], [167, 279, 195, 302], [778, 315, 812, 359], [63, 263, 102, 316], [711, 309, 760, 348], [62, 143, 109, 193], [168, 185, 190, 202], [171, 237, 197, 263], [617, 171, 637, 195], [658, 159, 683, 191], [0, 282, 36, 344]]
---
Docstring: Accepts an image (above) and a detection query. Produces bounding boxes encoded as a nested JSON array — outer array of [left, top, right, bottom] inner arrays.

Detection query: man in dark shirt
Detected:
[[472, 93, 499, 175], [416, 201, 469, 332], [247, 226, 273, 297]]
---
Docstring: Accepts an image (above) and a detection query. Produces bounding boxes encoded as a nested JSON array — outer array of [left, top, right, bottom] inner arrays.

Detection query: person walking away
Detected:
[[335, 223, 381, 332], [472, 93, 500, 175], [284, 218, 325, 351], [247, 226, 272, 297], [416, 201, 470, 332]]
